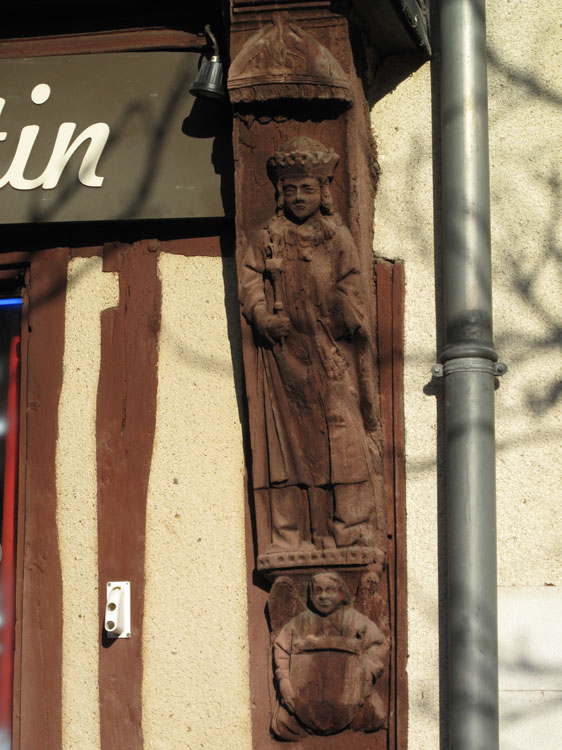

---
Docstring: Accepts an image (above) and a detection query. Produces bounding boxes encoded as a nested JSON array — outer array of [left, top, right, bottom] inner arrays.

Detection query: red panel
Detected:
[[0, 335, 21, 742]]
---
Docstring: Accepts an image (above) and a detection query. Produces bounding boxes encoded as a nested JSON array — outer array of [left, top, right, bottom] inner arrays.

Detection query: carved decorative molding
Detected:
[[228, 15, 352, 105], [231, 0, 331, 15], [258, 545, 381, 572], [229, 4, 406, 744]]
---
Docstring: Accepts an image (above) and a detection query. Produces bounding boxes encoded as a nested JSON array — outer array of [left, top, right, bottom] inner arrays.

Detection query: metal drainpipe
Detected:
[[434, 0, 507, 748]]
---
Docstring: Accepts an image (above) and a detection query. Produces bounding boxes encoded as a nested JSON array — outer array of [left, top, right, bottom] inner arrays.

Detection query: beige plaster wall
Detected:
[[487, 4, 562, 587], [142, 254, 252, 749], [371, 1, 562, 747], [55, 254, 251, 750], [56, 257, 119, 750], [372, 60, 440, 747]]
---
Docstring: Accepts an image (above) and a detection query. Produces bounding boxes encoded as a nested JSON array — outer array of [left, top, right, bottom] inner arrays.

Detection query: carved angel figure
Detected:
[[271, 571, 388, 740], [240, 137, 380, 558]]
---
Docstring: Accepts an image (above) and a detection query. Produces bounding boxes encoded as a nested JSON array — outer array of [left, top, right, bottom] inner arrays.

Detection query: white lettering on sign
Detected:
[[0, 83, 110, 190]]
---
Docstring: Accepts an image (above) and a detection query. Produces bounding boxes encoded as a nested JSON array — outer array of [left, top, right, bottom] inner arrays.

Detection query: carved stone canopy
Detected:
[[228, 14, 352, 106]]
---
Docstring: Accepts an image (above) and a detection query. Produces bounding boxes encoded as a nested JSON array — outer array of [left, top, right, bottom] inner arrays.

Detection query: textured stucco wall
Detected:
[[372, 60, 441, 748], [371, 1, 562, 747], [57, 257, 119, 749], [55, 254, 251, 749], [142, 254, 252, 750]]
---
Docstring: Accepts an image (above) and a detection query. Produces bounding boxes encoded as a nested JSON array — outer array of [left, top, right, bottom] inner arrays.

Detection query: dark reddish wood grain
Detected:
[[11, 272, 29, 750], [0, 28, 204, 59], [17, 248, 68, 750], [376, 258, 396, 749], [391, 261, 407, 750], [97, 242, 161, 750]]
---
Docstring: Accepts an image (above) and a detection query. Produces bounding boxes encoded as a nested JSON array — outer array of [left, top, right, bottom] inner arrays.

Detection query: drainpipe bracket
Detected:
[[432, 359, 508, 378]]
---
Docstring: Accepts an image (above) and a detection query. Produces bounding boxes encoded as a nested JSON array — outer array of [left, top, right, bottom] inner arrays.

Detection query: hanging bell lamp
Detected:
[[189, 25, 225, 100]]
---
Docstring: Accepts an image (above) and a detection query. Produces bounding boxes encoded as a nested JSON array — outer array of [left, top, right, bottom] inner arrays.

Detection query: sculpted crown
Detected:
[[267, 137, 339, 182]]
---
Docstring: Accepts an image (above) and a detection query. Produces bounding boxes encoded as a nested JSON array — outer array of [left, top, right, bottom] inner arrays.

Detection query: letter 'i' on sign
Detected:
[[0, 83, 110, 190]]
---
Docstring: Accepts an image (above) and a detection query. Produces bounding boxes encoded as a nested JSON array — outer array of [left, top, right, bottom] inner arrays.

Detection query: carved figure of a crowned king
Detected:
[[240, 137, 382, 566]]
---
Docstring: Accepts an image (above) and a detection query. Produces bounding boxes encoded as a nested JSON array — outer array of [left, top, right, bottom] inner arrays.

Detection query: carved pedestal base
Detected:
[[258, 545, 381, 572]]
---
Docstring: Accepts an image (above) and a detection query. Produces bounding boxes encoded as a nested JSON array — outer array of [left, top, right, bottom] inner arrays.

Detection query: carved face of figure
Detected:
[[282, 176, 322, 223], [310, 573, 346, 616]]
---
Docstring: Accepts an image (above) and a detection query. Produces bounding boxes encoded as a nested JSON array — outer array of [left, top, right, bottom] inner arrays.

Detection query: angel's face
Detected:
[[310, 574, 345, 615]]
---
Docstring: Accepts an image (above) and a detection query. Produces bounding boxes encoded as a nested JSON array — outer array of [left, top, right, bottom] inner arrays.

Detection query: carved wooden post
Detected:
[[228, 4, 395, 746]]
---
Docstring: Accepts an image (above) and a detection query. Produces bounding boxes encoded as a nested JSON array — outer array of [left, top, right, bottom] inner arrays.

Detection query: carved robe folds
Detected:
[[241, 213, 380, 561], [241, 212, 374, 486]]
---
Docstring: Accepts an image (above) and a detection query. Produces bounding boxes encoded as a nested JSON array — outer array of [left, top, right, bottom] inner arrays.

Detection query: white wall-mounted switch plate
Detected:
[[105, 581, 131, 639]]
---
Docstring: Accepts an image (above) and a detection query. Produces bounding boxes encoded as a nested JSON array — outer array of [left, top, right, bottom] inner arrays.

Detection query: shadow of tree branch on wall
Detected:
[[488, 48, 562, 108], [370, 13, 562, 747]]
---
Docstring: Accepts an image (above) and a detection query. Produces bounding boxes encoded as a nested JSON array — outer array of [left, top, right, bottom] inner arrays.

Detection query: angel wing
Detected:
[[268, 575, 306, 638], [354, 551, 390, 639]]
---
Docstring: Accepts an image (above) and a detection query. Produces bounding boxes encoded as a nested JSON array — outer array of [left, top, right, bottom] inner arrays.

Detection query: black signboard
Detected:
[[0, 52, 228, 223]]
